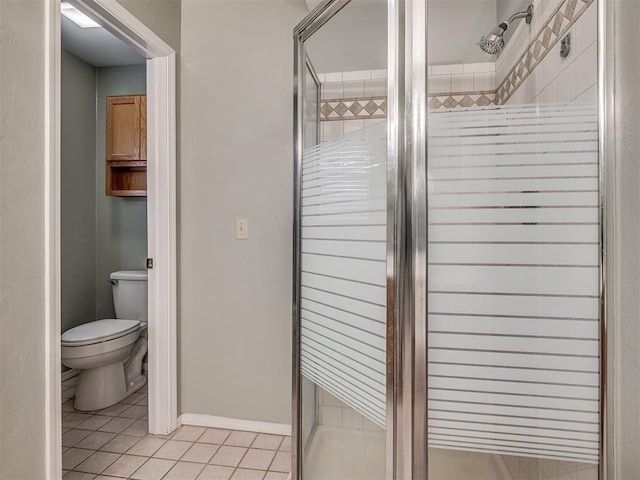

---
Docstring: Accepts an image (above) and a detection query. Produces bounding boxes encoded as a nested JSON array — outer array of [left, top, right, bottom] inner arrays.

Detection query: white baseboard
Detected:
[[61, 368, 79, 382], [179, 413, 291, 436]]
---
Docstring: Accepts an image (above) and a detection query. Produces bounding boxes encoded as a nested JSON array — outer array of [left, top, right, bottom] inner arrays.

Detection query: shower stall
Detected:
[[293, 0, 609, 478]]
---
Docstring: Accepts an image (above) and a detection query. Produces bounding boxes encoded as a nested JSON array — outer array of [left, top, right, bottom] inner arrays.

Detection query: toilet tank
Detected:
[[110, 271, 148, 322]]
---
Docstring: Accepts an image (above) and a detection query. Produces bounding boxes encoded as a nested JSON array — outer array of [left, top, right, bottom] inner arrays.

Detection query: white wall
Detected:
[[180, 0, 307, 424], [0, 1, 48, 478]]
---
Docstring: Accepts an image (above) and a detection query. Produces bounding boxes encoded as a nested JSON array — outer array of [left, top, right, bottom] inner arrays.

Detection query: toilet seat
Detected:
[[61, 319, 141, 347]]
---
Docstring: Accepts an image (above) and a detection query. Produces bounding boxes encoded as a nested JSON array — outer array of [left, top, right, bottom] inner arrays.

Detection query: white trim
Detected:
[[61, 369, 79, 383], [146, 52, 178, 436], [67, 0, 178, 437], [45, 1, 62, 478], [179, 414, 293, 437], [70, 0, 174, 58]]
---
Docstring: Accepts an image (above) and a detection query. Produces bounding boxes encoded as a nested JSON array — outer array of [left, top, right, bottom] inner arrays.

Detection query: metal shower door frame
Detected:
[[293, 0, 614, 478], [291, 0, 428, 479]]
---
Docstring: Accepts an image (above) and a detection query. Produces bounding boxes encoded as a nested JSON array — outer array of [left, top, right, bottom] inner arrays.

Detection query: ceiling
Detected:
[[61, 15, 145, 67]]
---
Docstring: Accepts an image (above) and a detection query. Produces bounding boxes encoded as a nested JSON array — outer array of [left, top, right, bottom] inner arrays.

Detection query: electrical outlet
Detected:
[[236, 218, 248, 240]]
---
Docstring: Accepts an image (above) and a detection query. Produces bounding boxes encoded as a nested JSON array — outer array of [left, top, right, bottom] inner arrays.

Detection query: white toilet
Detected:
[[62, 270, 148, 411]]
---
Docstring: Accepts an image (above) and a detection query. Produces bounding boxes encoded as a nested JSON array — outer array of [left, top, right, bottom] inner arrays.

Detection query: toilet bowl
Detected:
[[61, 271, 148, 411]]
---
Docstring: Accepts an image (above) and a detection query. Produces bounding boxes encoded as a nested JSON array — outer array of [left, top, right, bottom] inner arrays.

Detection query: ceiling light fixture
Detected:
[[61, 2, 101, 28]]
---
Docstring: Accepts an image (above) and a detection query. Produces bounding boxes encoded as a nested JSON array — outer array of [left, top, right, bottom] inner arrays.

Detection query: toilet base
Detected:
[[74, 361, 147, 412]]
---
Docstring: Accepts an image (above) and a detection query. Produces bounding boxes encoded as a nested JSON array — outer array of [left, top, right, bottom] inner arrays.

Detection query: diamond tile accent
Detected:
[[427, 91, 497, 111], [533, 40, 543, 59], [458, 96, 474, 108], [321, 96, 387, 120], [319, 103, 333, 118], [334, 102, 348, 116], [442, 97, 458, 109], [525, 51, 534, 71], [476, 95, 493, 107], [542, 26, 553, 48], [429, 97, 442, 110], [349, 102, 364, 115]]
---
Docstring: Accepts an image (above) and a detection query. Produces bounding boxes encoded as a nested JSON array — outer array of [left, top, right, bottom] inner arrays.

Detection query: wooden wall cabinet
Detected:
[[106, 94, 147, 196]]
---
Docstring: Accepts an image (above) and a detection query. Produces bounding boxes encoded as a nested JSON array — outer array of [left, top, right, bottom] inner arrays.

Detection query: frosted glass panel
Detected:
[[427, 103, 600, 464], [300, 121, 387, 428]]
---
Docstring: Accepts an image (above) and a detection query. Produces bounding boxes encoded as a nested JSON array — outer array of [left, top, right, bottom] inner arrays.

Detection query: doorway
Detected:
[[45, 0, 177, 476]]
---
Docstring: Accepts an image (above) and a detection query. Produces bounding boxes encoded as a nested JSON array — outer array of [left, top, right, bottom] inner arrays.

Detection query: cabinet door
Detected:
[[138, 95, 147, 160], [106, 95, 142, 161]]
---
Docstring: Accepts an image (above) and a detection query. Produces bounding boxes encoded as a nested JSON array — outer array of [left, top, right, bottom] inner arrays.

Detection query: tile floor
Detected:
[[62, 377, 291, 480]]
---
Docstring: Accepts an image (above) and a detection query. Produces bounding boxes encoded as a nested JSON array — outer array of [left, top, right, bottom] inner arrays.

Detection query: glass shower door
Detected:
[[294, 0, 605, 478], [425, 0, 602, 478], [293, 1, 389, 479]]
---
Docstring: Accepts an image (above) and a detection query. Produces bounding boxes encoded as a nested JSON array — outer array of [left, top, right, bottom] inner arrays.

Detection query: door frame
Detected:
[[44, 1, 177, 477]]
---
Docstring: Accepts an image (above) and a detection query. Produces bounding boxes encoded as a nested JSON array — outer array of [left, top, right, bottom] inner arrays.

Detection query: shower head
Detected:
[[479, 26, 507, 55], [479, 4, 534, 55]]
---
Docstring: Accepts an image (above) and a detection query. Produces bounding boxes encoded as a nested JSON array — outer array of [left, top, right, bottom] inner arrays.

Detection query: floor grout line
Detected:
[[61, 379, 290, 480]]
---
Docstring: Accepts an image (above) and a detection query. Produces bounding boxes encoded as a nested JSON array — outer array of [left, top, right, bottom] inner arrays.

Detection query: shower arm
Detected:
[[501, 4, 534, 30]]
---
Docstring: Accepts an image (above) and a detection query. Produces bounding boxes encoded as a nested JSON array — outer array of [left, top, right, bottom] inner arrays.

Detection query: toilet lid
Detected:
[[61, 319, 141, 346]]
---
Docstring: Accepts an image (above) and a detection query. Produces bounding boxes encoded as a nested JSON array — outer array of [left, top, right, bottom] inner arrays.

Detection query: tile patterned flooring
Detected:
[[62, 377, 291, 480]]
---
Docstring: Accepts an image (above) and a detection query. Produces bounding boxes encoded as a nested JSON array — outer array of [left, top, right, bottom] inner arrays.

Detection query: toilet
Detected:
[[62, 270, 148, 411]]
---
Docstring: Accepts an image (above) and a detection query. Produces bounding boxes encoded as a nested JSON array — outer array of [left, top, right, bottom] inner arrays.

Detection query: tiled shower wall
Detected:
[[319, 69, 387, 142], [501, 455, 598, 480], [496, 0, 597, 104], [319, 62, 500, 121], [317, 386, 383, 433], [427, 62, 498, 109]]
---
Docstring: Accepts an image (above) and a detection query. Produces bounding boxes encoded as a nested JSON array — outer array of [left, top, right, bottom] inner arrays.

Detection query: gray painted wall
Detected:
[[305, 3, 387, 73], [0, 1, 177, 477], [180, 0, 308, 424], [95, 65, 148, 319], [427, 0, 497, 64], [61, 50, 97, 336], [118, 0, 181, 53], [306, 1, 498, 72], [61, 57, 148, 329], [613, 1, 640, 477], [4, 0, 640, 477], [0, 1, 48, 478], [497, 0, 527, 22]]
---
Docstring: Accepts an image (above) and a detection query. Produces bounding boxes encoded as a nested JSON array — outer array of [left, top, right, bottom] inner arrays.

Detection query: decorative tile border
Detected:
[[320, 97, 387, 121], [428, 91, 497, 110], [320, 0, 594, 119], [496, 0, 595, 104], [321, 91, 500, 119]]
